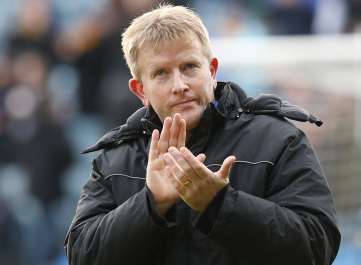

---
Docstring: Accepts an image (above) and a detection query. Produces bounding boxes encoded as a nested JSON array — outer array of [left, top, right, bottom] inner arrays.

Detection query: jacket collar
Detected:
[[82, 81, 247, 154], [139, 81, 247, 154]]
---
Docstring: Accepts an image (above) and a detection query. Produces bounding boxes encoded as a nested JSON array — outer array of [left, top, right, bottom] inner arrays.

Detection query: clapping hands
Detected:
[[146, 113, 235, 215]]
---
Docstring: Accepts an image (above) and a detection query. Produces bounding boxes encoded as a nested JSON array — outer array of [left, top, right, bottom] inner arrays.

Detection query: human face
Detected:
[[129, 37, 218, 130]]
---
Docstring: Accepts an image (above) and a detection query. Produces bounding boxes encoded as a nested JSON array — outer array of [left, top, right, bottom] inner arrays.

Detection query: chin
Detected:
[[169, 105, 206, 130], [183, 112, 203, 131]]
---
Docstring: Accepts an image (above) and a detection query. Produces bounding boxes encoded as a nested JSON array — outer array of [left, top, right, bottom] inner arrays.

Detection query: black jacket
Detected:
[[65, 81, 340, 265]]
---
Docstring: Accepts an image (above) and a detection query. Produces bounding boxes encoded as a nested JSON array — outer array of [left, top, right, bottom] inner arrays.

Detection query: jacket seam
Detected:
[[207, 160, 275, 168], [104, 160, 275, 180], [105, 173, 146, 180]]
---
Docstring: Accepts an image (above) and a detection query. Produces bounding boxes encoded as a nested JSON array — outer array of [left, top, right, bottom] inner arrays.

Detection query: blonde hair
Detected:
[[121, 5, 213, 80]]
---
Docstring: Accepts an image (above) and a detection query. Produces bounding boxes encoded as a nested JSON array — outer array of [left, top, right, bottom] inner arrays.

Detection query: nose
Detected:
[[171, 70, 188, 95]]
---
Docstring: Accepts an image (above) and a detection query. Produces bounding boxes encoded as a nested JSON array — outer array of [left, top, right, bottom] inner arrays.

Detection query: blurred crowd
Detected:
[[0, 0, 361, 265]]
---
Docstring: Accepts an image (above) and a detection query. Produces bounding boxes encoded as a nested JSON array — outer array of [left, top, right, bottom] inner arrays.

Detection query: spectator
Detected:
[[1, 50, 73, 210], [266, 0, 317, 35], [0, 197, 22, 265]]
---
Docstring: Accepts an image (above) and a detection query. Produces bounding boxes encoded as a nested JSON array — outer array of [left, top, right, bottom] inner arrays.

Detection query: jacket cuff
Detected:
[[146, 185, 177, 228], [193, 185, 228, 235]]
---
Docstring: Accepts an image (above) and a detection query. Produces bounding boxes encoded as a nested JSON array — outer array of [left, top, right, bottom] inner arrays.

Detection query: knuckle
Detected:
[[194, 164, 203, 173], [177, 185, 185, 194], [183, 167, 192, 176]]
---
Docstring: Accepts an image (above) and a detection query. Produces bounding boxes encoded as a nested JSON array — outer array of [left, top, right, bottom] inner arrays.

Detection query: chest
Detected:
[[105, 140, 275, 205]]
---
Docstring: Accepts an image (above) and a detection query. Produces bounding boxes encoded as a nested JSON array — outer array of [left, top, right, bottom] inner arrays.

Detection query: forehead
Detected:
[[137, 37, 206, 72]]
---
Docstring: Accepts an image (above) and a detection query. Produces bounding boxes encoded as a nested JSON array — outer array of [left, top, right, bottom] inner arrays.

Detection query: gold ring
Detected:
[[182, 180, 191, 187]]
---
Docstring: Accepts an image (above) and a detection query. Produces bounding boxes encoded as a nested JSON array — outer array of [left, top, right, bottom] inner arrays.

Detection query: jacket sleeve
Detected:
[[65, 161, 169, 265], [195, 129, 341, 265]]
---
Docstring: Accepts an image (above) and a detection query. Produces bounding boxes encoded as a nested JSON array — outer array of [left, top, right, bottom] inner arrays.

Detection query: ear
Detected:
[[210, 57, 219, 88], [129, 78, 149, 106]]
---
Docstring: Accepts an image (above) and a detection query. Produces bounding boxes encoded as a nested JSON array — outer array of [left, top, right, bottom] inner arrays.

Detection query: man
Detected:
[[65, 5, 340, 265]]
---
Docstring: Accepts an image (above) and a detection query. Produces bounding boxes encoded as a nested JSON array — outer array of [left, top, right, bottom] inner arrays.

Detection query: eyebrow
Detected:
[[146, 54, 204, 74], [148, 65, 166, 75]]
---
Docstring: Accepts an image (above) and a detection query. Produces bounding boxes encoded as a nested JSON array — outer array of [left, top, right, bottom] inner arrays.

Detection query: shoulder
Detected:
[[251, 113, 301, 136], [232, 91, 322, 144], [231, 111, 302, 143], [93, 134, 148, 178], [226, 113, 307, 161], [82, 107, 148, 154]]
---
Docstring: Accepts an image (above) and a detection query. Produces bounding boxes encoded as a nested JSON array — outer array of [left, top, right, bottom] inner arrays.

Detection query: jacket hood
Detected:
[[82, 81, 322, 154]]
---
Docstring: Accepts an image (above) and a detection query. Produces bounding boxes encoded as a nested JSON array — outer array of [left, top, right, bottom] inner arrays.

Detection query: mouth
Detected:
[[171, 99, 196, 107]]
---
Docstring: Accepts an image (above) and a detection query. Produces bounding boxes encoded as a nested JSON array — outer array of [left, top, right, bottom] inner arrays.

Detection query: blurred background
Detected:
[[0, 0, 360, 264]]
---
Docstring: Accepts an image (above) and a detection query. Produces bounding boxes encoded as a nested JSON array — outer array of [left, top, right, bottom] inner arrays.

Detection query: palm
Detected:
[[146, 115, 186, 211], [147, 155, 179, 204]]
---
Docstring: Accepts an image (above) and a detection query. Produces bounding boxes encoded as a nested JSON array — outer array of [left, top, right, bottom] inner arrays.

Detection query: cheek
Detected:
[[207, 89, 215, 103], [147, 89, 169, 110], [201, 78, 215, 102], [144, 83, 164, 100]]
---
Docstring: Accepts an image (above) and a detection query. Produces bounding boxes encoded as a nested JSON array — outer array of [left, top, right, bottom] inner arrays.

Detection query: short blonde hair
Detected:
[[121, 5, 213, 80]]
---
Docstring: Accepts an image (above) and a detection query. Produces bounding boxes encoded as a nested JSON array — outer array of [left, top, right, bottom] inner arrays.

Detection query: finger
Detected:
[[158, 117, 172, 154], [168, 146, 200, 181], [196, 153, 206, 164], [164, 151, 189, 183], [163, 154, 188, 193], [149, 129, 160, 161], [177, 118, 186, 148], [179, 147, 212, 179], [164, 165, 186, 195], [169, 113, 181, 147], [217, 156, 236, 179]]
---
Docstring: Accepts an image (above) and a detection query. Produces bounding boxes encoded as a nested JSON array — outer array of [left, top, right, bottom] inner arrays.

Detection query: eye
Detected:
[[152, 69, 167, 78], [182, 63, 199, 75], [183, 63, 197, 70]]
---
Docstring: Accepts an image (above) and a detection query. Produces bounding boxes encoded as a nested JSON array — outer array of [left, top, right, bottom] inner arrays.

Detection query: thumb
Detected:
[[196, 153, 206, 164], [217, 156, 236, 179]]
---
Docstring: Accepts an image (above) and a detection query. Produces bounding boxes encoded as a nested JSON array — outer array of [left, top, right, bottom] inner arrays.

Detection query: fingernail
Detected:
[[180, 147, 187, 153], [168, 146, 176, 152], [163, 153, 171, 161]]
